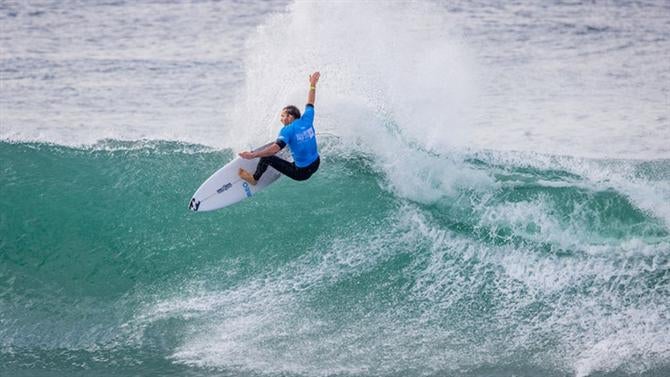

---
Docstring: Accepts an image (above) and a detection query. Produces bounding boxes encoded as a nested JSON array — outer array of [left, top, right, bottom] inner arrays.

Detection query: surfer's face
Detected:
[[280, 110, 295, 125]]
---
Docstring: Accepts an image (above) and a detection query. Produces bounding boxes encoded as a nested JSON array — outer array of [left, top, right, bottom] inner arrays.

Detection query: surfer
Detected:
[[238, 72, 321, 185]]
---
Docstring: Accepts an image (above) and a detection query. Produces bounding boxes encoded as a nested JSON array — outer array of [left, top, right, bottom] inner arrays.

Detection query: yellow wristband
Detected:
[[310, 86, 316, 90]]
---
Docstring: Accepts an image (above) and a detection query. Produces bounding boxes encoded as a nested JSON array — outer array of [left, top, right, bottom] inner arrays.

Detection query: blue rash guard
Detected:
[[276, 104, 319, 168]]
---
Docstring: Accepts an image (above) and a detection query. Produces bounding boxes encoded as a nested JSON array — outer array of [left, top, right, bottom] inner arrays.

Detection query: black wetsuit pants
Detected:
[[253, 156, 320, 182]]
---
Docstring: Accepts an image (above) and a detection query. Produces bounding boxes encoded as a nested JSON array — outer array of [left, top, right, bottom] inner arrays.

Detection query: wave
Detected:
[[1, 140, 669, 376]]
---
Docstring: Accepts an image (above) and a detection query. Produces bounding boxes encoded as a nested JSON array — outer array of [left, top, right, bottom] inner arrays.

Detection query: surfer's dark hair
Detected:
[[283, 105, 301, 119]]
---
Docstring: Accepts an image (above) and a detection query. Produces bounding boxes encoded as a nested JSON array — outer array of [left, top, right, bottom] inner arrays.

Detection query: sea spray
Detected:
[[227, 1, 482, 203]]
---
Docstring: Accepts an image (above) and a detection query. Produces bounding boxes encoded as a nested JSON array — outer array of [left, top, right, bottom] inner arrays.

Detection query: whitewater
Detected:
[[1, 1, 669, 377]]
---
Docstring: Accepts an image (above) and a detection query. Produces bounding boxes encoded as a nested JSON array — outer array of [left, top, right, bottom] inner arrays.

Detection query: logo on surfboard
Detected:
[[242, 182, 253, 197], [188, 198, 200, 211], [217, 182, 233, 193]]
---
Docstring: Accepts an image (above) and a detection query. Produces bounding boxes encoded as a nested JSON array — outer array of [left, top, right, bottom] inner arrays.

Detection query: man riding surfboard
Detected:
[[238, 71, 321, 185]]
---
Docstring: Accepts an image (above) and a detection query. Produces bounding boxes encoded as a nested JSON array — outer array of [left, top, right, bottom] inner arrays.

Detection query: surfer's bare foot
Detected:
[[238, 168, 257, 185]]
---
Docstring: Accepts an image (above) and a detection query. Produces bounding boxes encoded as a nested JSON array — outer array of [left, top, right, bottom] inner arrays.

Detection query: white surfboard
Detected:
[[188, 143, 289, 212]]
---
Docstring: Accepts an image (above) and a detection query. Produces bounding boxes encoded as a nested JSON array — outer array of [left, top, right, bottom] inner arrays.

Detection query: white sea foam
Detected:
[[128, 202, 669, 376], [473, 150, 670, 229], [403, 205, 670, 375]]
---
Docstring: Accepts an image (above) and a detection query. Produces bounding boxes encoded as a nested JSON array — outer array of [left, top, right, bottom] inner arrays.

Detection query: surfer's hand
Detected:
[[238, 151, 255, 159], [309, 71, 320, 86]]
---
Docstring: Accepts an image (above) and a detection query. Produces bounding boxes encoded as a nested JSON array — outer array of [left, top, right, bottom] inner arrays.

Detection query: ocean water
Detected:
[[1, 1, 669, 377]]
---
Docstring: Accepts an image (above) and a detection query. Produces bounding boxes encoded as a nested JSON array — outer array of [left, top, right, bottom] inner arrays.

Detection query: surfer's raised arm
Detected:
[[307, 71, 320, 106]]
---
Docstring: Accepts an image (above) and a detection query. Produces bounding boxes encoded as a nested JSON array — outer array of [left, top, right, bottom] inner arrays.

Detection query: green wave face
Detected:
[[1, 141, 669, 377]]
